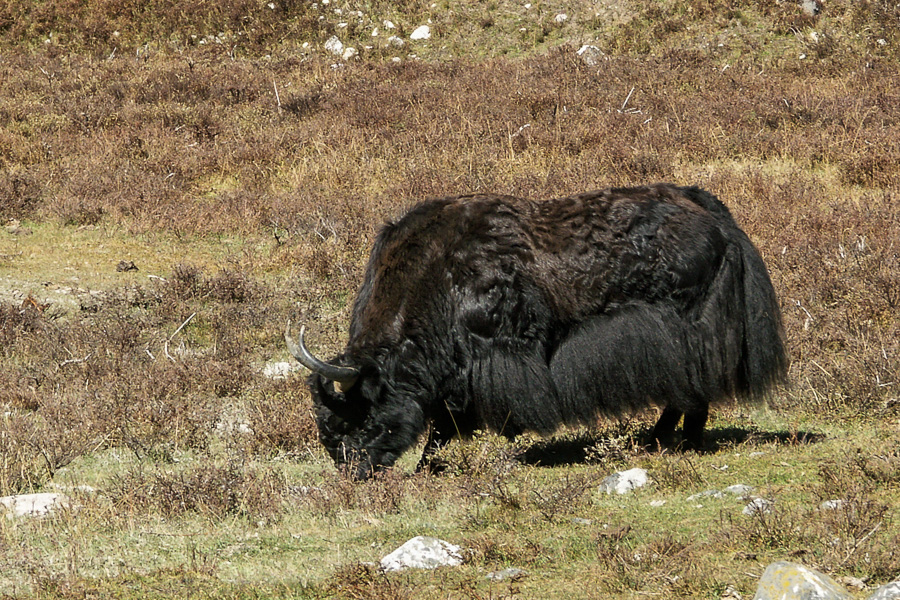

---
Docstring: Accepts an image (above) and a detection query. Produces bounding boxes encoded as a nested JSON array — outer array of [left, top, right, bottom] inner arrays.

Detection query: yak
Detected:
[[286, 183, 788, 479]]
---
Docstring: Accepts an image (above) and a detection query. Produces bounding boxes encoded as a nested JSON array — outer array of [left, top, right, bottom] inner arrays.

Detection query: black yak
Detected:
[[286, 183, 788, 479]]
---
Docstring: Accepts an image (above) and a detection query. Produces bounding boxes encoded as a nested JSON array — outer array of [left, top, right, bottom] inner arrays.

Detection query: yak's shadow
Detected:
[[518, 426, 826, 468]]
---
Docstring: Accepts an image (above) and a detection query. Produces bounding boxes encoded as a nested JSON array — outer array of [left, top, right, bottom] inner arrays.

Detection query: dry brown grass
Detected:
[[1, 0, 899, 598]]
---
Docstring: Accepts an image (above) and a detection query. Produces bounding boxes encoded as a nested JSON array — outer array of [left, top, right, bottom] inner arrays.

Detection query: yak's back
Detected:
[[349, 184, 738, 345]]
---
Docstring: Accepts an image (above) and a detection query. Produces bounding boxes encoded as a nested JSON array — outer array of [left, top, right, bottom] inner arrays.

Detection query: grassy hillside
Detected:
[[1, 0, 898, 598]]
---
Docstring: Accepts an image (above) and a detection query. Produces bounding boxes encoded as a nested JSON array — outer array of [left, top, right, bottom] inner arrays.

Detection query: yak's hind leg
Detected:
[[680, 403, 709, 451], [650, 403, 709, 451]]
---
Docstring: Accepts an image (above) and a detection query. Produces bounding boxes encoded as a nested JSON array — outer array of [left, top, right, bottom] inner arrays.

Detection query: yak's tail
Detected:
[[681, 185, 789, 399], [730, 224, 790, 398]]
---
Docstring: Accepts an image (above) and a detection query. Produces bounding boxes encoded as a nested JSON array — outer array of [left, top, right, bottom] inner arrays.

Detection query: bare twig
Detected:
[[839, 521, 883, 568], [164, 312, 196, 362], [57, 352, 94, 370], [621, 86, 635, 111], [274, 80, 282, 113]]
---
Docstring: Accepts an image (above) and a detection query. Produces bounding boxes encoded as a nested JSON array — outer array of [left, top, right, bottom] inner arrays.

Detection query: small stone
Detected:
[[116, 260, 139, 272], [571, 517, 592, 525], [554, 13, 568, 23], [743, 498, 774, 516], [724, 484, 755, 497], [752, 561, 851, 600], [324, 35, 343, 56], [599, 468, 649, 495], [380, 536, 463, 572], [341, 47, 358, 60], [819, 499, 845, 511], [486, 567, 526, 581], [410, 25, 431, 40], [687, 490, 725, 501], [800, 0, 822, 17], [576, 45, 604, 67], [837, 575, 866, 591]]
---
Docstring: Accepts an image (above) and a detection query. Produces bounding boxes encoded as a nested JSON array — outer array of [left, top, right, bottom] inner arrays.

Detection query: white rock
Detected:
[[487, 567, 526, 581], [383, 20, 395, 29], [262, 361, 300, 379], [687, 490, 725, 501], [649, 499, 667, 507], [380, 536, 463, 571], [410, 25, 431, 40], [819, 499, 845, 511], [342, 46, 358, 60], [800, 0, 822, 17], [387, 35, 404, 48], [554, 13, 568, 23], [576, 44, 604, 67], [723, 484, 755, 497], [324, 35, 343, 56], [0, 493, 72, 518], [868, 581, 900, 600], [743, 498, 774, 516], [599, 468, 649, 494]]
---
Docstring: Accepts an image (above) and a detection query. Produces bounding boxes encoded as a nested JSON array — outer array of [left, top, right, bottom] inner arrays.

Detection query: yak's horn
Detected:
[[284, 320, 359, 392]]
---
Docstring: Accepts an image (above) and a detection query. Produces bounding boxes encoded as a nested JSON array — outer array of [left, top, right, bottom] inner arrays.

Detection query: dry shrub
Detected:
[[721, 501, 813, 553], [323, 562, 412, 600], [0, 393, 109, 494], [529, 471, 598, 522], [594, 527, 710, 596], [434, 432, 524, 479], [463, 532, 549, 568], [244, 382, 319, 456], [110, 463, 286, 522], [299, 467, 412, 517], [0, 166, 42, 220], [0, 0, 323, 54], [720, 458, 899, 578], [0, 299, 51, 351], [648, 453, 706, 493], [163, 263, 264, 306]]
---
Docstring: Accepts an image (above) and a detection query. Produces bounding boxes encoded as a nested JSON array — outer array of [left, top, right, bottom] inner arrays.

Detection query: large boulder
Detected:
[[868, 581, 900, 600], [753, 561, 851, 600], [380, 536, 463, 572]]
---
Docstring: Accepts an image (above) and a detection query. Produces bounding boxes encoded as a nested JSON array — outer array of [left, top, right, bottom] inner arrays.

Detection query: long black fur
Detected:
[[305, 183, 788, 479]]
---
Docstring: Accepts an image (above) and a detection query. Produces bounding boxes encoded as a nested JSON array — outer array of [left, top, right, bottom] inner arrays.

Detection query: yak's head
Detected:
[[285, 322, 424, 480]]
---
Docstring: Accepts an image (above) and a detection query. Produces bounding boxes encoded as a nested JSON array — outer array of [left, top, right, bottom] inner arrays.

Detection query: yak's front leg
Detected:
[[415, 417, 456, 474]]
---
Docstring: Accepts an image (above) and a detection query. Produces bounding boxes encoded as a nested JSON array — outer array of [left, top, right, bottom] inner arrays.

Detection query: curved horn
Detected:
[[284, 320, 359, 391]]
